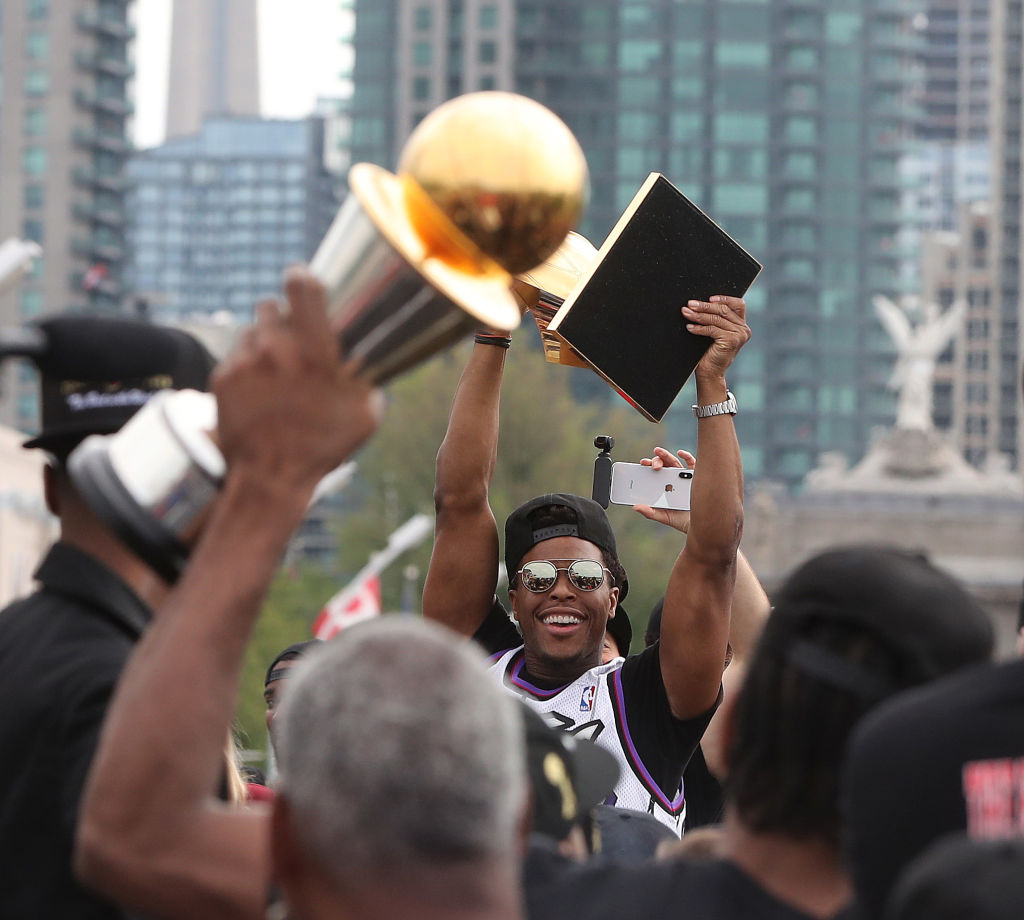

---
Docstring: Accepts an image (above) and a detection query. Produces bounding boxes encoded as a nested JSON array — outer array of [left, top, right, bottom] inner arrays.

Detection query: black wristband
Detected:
[[474, 333, 511, 349]]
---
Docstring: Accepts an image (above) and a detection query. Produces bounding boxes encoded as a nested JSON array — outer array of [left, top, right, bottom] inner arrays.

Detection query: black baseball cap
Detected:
[[21, 314, 215, 453], [504, 493, 628, 600], [521, 704, 619, 842], [265, 640, 322, 687], [762, 545, 993, 696], [591, 805, 677, 863], [605, 603, 633, 657]]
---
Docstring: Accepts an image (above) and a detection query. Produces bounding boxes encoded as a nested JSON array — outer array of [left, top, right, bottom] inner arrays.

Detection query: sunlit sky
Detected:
[[133, 0, 352, 149]]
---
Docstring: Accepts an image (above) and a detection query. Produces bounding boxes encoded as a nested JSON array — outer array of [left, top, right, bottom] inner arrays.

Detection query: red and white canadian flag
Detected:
[[312, 573, 382, 640]]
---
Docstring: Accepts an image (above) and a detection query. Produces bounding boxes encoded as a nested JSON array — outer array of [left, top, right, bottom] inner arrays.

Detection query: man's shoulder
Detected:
[[853, 658, 1024, 759], [0, 585, 133, 710], [526, 854, 829, 920], [524, 841, 679, 920], [660, 859, 834, 919]]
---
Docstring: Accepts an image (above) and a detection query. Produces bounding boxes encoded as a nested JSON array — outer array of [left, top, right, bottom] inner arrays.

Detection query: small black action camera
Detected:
[[592, 435, 615, 508]]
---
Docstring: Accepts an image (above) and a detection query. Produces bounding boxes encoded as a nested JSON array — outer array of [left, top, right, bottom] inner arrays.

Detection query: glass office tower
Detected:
[[349, 0, 923, 489]]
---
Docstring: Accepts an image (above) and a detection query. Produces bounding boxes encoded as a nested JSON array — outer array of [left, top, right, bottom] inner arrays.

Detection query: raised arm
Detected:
[[635, 296, 750, 720], [74, 269, 382, 920], [421, 327, 511, 635]]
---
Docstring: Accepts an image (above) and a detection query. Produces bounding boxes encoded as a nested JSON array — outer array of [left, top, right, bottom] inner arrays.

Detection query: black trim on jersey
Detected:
[[606, 643, 719, 813]]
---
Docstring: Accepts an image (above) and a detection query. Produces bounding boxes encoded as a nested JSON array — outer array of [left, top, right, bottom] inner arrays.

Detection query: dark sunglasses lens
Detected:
[[521, 561, 557, 592], [568, 560, 605, 591]]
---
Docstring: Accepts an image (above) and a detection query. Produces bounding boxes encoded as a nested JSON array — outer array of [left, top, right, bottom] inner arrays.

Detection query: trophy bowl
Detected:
[[399, 91, 589, 275]]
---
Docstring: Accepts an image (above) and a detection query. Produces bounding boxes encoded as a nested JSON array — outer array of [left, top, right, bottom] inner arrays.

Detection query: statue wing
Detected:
[[873, 295, 911, 349], [919, 299, 967, 352]]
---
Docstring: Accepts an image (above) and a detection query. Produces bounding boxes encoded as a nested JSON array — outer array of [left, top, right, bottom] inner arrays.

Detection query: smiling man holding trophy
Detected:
[[67, 92, 588, 920]]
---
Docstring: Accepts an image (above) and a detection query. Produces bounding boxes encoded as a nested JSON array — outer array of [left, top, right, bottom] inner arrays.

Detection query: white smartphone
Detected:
[[609, 462, 692, 511]]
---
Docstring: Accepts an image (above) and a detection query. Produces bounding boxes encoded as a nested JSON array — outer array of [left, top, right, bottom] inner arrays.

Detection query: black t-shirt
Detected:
[[683, 744, 725, 830], [524, 838, 853, 920], [843, 658, 1024, 920], [0, 543, 151, 920], [476, 600, 719, 831]]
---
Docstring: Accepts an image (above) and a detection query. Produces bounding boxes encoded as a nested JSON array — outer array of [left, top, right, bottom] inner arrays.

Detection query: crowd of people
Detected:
[[0, 265, 1022, 920]]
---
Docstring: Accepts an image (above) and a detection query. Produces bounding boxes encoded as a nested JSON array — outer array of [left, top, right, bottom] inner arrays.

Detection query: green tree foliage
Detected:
[[235, 332, 707, 758], [235, 564, 338, 757]]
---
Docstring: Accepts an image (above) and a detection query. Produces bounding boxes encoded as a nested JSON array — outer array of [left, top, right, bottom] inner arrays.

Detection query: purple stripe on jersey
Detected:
[[509, 654, 571, 699], [611, 667, 686, 813]]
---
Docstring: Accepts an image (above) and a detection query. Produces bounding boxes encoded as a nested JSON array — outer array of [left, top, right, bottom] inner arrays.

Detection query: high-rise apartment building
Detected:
[[349, 0, 923, 489], [126, 117, 338, 324], [165, 0, 260, 140], [988, 0, 1024, 469], [898, 2, 991, 289], [920, 0, 991, 144], [0, 0, 134, 434]]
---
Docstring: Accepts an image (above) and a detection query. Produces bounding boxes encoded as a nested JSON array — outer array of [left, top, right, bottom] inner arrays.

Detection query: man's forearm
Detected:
[[434, 342, 506, 510], [729, 549, 770, 661], [424, 342, 507, 633], [687, 371, 744, 564], [76, 473, 309, 916]]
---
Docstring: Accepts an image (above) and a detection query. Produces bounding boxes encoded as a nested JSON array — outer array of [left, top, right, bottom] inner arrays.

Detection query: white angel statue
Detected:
[[873, 294, 966, 432]]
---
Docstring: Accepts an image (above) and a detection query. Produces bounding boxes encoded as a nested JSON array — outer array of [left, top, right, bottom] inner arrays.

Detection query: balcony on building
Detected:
[[74, 50, 135, 80], [72, 167, 132, 194], [75, 11, 136, 41], [73, 89, 135, 118], [72, 127, 132, 155], [71, 238, 126, 265], [72, 201, 128, 229]]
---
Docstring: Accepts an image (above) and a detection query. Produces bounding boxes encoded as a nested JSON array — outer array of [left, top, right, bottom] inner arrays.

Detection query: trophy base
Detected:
[[69, 435, 190, 584]]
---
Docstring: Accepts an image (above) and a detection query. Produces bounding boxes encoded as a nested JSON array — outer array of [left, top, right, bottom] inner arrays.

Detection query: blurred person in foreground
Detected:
[[73, 268, 394, 920], [273, 618, 528, 920], [521, 547, 993, 920], [843, 601, 1021, 917], [884, 834, 1024, 920], [0, 314, 215, 919]]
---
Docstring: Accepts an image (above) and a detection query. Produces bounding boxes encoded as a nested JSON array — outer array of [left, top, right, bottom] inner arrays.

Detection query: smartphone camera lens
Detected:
[[679, 470, 693, 479]]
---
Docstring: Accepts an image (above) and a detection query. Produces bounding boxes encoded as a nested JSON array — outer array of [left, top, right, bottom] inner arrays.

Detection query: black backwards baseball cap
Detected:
[[21, 314, 216, 453], [264, 640, 322, 688], [521, 704, 619, 842], [761, 545, 994, 700], [504, 494, 624, 591], [605, 603, 633, 657], [886, 834, 1024, 920]]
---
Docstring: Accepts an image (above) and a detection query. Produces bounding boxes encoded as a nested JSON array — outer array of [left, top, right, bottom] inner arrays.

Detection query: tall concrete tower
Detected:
[[165, 0, 261, 140]]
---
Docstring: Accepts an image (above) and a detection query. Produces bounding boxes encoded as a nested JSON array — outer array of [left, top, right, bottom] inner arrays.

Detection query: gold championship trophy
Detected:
[[68, 92, 588, 582], [517, 231, 598, 368]]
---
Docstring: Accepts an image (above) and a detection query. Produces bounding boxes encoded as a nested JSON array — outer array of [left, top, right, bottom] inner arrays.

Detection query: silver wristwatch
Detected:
[[692, 390, 737, 418]]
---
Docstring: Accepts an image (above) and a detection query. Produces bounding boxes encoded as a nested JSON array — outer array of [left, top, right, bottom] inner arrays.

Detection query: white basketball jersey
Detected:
[[490, 646, 686, 835]]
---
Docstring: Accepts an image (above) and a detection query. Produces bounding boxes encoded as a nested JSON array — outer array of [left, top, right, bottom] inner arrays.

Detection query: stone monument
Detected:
[[805, 295, 1019, 495], [744, 294, 1024, 654]]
